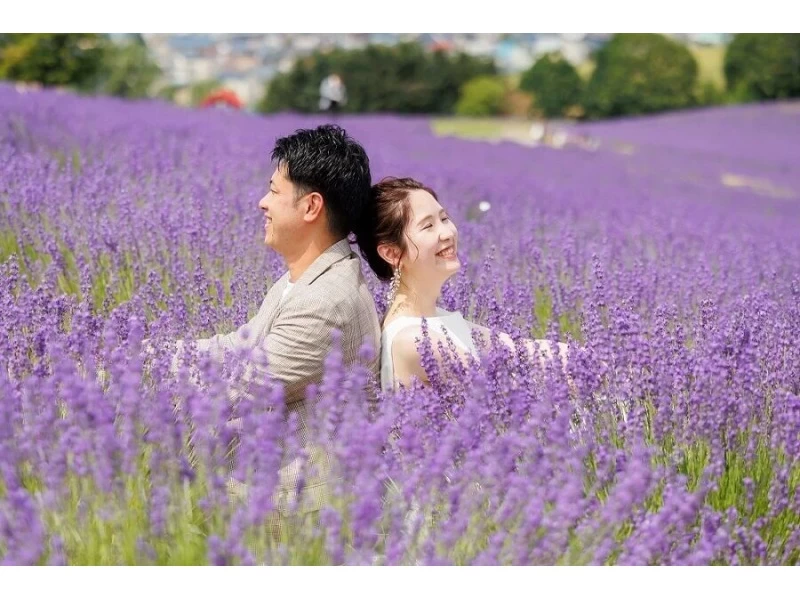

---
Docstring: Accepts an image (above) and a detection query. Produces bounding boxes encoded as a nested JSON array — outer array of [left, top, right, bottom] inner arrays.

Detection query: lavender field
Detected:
[[2, 83, 800, 565]]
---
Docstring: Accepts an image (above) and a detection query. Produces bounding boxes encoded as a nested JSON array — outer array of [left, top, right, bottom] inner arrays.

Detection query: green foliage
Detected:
[[0, 33, 106, 91], [156, 83, 183, 103], [724, 34, 800, 100], [583, 33, 699, 119], [0, 34, 163, 100], [258, 42, 497, 114], [455, 76, 506, 117], [695, 80, 729, 107], [98, 40, 162, 99], [519, 52, 584, 119]]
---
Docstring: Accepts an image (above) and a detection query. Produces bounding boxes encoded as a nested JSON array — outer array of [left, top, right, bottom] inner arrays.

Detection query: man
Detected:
[[172, 124, 381, 531], [319, 73, 347, 115]]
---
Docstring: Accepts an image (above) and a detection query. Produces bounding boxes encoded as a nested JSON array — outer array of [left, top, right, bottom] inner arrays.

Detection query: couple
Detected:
[[184, 124, 565, 397], [174, 124, 566, 521]]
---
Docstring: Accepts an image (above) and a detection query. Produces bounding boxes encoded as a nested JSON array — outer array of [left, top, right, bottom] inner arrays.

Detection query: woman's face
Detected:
[[397, 189, 460, 287]]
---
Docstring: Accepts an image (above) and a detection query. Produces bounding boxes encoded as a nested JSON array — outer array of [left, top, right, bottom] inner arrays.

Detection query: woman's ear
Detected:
[[377, 243, 401, 269]]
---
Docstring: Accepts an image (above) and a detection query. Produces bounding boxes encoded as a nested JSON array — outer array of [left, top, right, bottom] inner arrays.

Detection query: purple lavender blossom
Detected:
[[1, 83, 800, 564]]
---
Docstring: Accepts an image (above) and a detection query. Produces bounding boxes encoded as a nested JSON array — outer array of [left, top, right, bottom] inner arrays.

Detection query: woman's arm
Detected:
[[466, 321, 570, 369], [390, 325, 475, 389]]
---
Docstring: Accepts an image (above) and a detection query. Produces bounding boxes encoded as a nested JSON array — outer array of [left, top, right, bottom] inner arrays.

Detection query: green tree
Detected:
[[455, 75, 506, 117], [98, 40, 162, 99], [156, 83, 183, 103], [257, 72, 294, 113], [433, 51, 497, 113], [519, 52, 584, 118], [257, 42, 497, 115], [583, 33, 698, 119], [0, 33, 106, 91], [724, 33, 800, 101]]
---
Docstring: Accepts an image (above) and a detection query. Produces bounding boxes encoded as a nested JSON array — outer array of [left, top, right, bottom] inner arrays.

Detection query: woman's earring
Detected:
[[387, 266, 401, 305]]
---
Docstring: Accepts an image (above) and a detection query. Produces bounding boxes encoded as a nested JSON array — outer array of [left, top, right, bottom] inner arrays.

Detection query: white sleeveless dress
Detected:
[[380, 307, 479, 391]]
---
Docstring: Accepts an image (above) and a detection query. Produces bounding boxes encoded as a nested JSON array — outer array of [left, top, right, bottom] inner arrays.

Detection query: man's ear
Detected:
[[377, 243, 401, 269], [301, 191, 325, 223]]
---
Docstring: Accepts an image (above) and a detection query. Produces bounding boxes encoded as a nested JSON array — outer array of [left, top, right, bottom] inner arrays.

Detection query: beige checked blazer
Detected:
[[175, 238, 381, 520]]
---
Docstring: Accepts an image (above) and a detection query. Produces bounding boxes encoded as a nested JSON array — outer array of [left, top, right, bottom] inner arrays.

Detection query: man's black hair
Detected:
[[271, 124, 372, 239]]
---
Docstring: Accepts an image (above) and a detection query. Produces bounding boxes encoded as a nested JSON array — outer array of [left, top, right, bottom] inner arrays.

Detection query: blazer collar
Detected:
[[292, 238, 355, 289]]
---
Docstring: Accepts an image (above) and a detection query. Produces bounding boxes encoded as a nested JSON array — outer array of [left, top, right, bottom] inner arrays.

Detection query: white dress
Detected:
[[380, 307, 479, 391]]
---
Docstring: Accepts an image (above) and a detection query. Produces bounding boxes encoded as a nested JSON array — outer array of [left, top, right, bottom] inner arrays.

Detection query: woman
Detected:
[[355, 176, 569, 391]]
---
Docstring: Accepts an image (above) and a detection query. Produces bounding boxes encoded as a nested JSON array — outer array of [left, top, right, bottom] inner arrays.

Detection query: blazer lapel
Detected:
[[293, 238, 355, 291], [255, 240, 354, 345]]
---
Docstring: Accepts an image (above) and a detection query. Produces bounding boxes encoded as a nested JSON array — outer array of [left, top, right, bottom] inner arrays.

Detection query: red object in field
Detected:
[[200, 89, 243, 110], [430, 40, 454, 52]]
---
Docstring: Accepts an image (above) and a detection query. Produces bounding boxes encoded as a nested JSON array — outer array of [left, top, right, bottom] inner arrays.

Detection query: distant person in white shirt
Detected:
[[319, 73, 347, 115]]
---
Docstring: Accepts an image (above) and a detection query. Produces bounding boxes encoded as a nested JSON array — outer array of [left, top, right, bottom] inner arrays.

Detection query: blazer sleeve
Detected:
[[231, 294, 345, 406], [169, 294, 269, 375]]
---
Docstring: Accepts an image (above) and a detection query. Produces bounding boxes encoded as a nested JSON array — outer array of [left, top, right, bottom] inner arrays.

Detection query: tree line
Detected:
[[2, 33, 798, 121]]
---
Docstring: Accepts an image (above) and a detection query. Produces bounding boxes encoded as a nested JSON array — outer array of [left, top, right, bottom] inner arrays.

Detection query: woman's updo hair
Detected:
[[355, 176, 439, 281]]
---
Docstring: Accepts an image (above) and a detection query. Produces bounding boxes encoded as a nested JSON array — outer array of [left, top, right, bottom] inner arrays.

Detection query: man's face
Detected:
[[258, 164, 307, 254]]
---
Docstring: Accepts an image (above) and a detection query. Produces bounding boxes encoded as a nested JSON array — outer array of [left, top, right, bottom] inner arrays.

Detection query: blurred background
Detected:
[[1, 33, 798, 143]]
